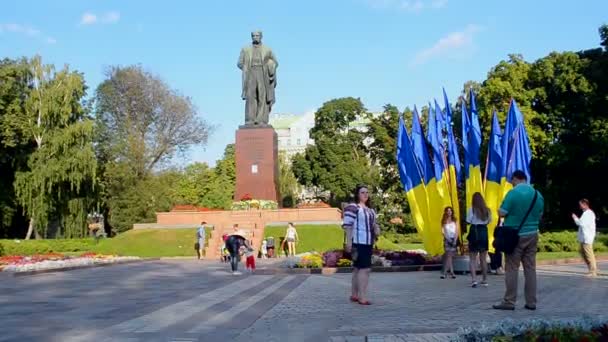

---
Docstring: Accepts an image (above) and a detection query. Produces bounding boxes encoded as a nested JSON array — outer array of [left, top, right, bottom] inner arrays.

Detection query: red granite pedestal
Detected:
[[234, 126, 280, 203]]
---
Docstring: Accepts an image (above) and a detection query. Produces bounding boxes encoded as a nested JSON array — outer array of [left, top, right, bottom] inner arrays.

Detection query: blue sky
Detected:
[[2, 0, 607, 166]]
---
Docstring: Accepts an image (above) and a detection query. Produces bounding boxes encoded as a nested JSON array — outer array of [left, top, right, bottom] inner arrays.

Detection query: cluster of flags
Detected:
[[396, 89, 532, 256]]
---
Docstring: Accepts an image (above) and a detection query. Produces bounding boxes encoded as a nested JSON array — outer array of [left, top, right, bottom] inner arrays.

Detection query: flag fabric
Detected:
[[425, 104, 452, 255], [411, 107, 434, 184], [464, 89, 483, 216], [396, 116, 430, 242], [500, 99, 524, 194], [443, 91, 462, 241], [506, 123, 532, 182], [484, 111, 503, 252]]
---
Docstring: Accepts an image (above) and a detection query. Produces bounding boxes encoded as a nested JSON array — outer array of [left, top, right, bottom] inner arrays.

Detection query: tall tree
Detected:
[[365, 104, 413, 232], [0, 58, 32, 238], [292, 97, 378, 205], [95, 65, 210, 232], [278, 152, 300, 208], [10, 56, 96, 239]]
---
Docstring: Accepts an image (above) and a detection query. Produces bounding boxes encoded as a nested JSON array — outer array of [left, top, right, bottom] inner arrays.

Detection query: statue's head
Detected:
[[251, 31, 263, 45]]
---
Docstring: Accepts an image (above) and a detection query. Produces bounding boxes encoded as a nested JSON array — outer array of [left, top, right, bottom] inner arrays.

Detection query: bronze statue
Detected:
[[237, 31, 278, 126]]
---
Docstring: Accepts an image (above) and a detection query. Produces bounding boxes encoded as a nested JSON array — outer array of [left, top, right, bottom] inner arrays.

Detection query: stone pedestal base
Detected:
[[234, 126, 279, 202]]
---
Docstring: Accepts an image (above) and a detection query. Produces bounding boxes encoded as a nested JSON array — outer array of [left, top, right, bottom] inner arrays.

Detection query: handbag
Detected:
[[493, 190, 538, 254]]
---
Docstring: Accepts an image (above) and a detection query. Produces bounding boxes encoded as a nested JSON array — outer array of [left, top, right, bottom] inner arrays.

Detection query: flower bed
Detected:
[[452, 316, 608, 342], [321, 249, 440, 268], [0, 252, 140, 273]]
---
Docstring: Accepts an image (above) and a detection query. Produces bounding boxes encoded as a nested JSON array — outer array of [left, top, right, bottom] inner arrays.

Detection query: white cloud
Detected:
[[0, 23, 57, 44], [80, 11, 120, 25], [366, 0, 447, 12], [410, 24, 482, 67], [81, 12, 98, 25]]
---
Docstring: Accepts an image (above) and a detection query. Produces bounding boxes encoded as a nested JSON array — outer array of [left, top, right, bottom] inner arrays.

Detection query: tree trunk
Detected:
[[25, 217, 35, 240]]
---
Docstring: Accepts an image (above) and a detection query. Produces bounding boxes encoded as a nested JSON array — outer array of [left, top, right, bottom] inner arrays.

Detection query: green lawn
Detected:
[[94, 228, 211, 257], [264, 225, 344, 254]]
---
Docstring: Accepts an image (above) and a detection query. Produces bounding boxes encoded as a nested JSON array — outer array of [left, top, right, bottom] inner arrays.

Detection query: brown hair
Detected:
[[580, 198, 590, 207], [472, 192, 490, 221], [441, 207, 456, 225]]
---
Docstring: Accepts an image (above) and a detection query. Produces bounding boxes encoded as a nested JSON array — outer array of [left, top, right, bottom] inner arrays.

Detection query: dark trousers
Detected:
[[490, 252, 503, 270], [226, 236, 242, 272]]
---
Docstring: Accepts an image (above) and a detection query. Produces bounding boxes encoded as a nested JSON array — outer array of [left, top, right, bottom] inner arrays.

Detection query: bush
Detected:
[[453, 315, 608, 342], [0, 239, 96, 256], [381, 232, 422, 244], [337, 258, 352, 267], [537, 232, 608, 253], [0, 242, 4, 257]]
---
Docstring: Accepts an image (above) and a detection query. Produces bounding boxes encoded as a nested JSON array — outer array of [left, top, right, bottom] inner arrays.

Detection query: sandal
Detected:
[[350, 296, 359, 302], [358, 300, 372, 305]]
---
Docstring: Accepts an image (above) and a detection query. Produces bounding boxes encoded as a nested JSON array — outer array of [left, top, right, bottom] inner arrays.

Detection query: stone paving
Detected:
[[0, 260, 605, 342]]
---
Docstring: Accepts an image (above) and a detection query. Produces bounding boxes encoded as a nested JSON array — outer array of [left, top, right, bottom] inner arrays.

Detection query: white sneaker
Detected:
[[232, 271, 242, 275]]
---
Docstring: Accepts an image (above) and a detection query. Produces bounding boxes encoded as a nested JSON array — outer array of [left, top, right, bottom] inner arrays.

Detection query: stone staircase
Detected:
[[204, 212, 266, 260]]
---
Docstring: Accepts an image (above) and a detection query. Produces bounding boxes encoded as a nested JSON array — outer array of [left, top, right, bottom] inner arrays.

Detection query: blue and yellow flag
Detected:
[[411, 107, 434, 184], [463, 89, 483, 215], [484, 111, 503, 252], [396, 116, 429, 239], [424, 103, 452, 255], [500, 99, 523, 194], [506, 122, 532, 183], [443, 91, 462, 239]]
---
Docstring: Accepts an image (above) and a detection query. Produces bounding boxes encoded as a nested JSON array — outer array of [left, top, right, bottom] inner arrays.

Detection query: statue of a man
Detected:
[[237, 31, 278, 126]]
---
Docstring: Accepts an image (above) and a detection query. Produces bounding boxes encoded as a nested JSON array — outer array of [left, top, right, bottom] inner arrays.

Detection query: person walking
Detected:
[[441, 207, 458, 279], [493, 170, 544, 311], [343, 184, 379, 306], [285, 223, 299, 257], [572, 198, 598, 277], [466, 193, 492, 287], [196, 221, 207, 260]]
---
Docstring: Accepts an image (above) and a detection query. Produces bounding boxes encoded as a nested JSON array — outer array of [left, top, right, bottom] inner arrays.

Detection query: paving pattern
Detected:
[[0, 260, 605, 342]]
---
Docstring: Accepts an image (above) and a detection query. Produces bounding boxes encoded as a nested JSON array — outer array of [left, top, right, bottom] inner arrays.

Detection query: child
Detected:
[[245, 247, 256, 273], [261, 240, 268, 259]]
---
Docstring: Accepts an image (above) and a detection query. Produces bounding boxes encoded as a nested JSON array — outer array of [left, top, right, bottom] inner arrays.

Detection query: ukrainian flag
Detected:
[[506, 122, 532, 183], [463, 89, 483, 216], [396, 116, 429, 240], [500, 99, 523, 194], [426, 103, 452, 256], [484, 111, 503, 252], [443, 91, 462, 239]]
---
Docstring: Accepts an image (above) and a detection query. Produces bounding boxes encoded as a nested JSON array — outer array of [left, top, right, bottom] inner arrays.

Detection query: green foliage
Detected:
[[231, 200, 278, 211], [0, 239, 96, 256], [10, 56, 97, 239], [538, 232, 608, 253], [292, 97, 379, 205], [278, 152, 300, 208]]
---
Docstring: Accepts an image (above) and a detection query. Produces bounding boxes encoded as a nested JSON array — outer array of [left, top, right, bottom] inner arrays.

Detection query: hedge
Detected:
[[537, 231, 608, 253], [0, 239, 97, 256]]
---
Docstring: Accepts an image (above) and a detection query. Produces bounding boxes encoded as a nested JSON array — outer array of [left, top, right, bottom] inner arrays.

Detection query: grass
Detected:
[[537, 251, 608, 261], [264, 224, 344, 254], [94, 228, 211, 257]]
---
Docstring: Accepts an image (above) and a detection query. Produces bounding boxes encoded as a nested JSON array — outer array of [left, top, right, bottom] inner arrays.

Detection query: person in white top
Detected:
[[466, 192, 492, 288], [572, 198, 598, 277], [441, 207, 459, 279], [285, 222, 299, 257]]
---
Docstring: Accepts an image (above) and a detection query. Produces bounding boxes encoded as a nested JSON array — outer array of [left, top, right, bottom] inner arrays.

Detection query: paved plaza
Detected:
[[0, 260, 606, 342]]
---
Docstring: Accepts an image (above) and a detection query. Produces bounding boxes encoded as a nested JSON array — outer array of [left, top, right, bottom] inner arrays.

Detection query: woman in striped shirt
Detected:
[[343, 184, 379, 305]]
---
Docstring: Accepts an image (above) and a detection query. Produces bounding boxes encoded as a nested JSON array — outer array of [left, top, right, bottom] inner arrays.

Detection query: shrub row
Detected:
[[0, 239, 97, 256], [537, 231, 608, 253]]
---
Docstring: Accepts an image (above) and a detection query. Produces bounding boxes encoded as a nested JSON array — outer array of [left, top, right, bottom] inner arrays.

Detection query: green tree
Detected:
[[199, 144, 235, 209], [95, 65, 210, 232], [292, 98, 378, 205], [10, 56, 97, 239], [278, 152, 300, 208], [0, 58, 32, 238], [365, 104, 413, 232]]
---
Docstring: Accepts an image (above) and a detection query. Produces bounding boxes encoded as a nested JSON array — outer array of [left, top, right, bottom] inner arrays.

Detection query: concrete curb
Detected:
[[253, 264, 442, 275], [10, 258, 159, 277]]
